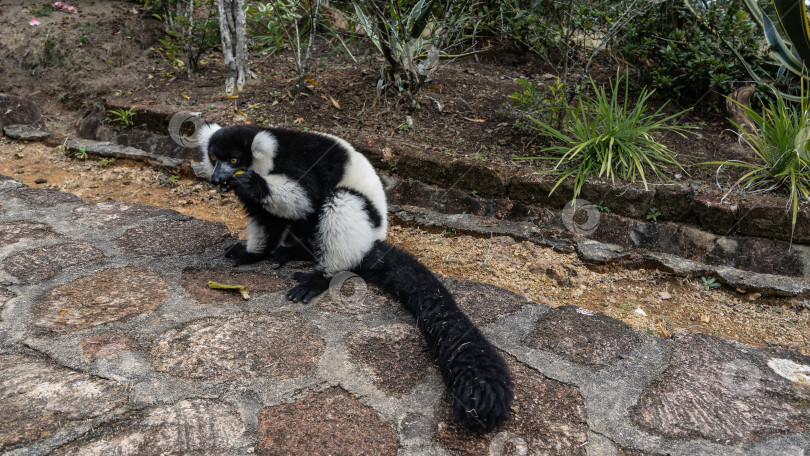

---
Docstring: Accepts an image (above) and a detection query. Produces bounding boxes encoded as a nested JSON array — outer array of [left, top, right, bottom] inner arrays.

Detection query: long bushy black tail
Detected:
[[356, 240, 513, 431]]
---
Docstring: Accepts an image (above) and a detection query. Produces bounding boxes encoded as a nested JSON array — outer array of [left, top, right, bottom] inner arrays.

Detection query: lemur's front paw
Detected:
[[229, 169, 266, 202], [286, 271, 330, 303], [224, 242, 266, 266]]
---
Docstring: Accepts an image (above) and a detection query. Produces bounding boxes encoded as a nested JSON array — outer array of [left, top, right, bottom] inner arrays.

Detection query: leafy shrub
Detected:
[[505, 77, 567, 130], [145, 0, 220, 75], [353, 0, 479, 100], [703, 92, 810, 241], [478, 0, 634, 72], [521, 71, 694, 201], [615, 0, 767, 108], [244, 0, 304, 57]]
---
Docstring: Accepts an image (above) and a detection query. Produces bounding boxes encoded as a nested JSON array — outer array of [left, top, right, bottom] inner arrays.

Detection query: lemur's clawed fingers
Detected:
[[230, 170, 266, 202]]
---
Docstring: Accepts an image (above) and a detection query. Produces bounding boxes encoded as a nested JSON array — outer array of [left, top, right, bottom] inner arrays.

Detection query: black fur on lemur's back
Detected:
[[197, 123, 512, 431]]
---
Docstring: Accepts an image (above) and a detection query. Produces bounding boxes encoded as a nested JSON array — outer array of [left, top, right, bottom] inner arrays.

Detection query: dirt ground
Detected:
[[3, 139, 809, 356]]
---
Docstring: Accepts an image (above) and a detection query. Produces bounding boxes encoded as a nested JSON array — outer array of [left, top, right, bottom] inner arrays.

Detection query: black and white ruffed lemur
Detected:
[[197, 124, 513, 431]]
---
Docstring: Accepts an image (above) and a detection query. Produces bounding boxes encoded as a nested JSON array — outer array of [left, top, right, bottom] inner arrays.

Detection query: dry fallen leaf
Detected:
[[462, 117, 485, 123], [208, 281, 250, 300]]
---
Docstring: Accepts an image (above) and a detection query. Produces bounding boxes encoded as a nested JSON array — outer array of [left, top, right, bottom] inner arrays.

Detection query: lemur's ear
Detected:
[[195, 123, 221, 179], [196, 123, 222, 155], [251, 130, 278, 175]]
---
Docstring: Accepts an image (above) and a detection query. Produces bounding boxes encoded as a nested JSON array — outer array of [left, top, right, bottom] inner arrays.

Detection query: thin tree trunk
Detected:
[[219, 0, 248, 95], [294, 0, 321, 94], [186, 0, 195, 78]]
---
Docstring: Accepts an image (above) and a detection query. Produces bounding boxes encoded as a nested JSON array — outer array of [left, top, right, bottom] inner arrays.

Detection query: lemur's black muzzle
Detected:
[[210, 161, 241, 191]]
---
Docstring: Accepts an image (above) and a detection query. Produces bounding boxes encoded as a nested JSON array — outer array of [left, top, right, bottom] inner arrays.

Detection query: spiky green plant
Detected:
[[703, 92, 810, 242], [107, 107, 135, 127], [521, 71, 694, 201]]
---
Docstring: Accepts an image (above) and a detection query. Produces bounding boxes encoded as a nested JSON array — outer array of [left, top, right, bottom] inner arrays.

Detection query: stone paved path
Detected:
[[1, 174, 809, 455]]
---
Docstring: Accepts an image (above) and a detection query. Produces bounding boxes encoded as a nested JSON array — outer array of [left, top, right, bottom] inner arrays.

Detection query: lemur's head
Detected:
[[207, 126, 255, 188], [197, 124, 278, 189]]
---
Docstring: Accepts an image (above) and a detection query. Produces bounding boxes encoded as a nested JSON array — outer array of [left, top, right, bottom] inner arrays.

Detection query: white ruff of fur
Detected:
[[317, 190, 377, 275], [195, 123, 222, 178], [260, 174, 314, 219], [246, 218, 267, 253], [251, 131, 278, 175]]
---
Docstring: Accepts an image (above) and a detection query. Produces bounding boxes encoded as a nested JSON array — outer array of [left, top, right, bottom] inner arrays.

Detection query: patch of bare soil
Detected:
[[3, 140, 808, 356]]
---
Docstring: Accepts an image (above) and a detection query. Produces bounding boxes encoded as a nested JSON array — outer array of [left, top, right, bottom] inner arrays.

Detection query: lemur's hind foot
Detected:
[[286, 271, 330, 303], [270, 243, 314, 269]]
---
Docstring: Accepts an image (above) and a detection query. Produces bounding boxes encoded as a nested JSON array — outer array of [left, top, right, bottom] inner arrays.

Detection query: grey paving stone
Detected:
[[73, 200, 178, 228], [0, 286, 15, 312], [116, 219, 230, 256], [257, 387, 399, 456], [80, 332, 140, 362], [347, 323, 433, 397], [150, 313, 325, 381], [53, 399, 248, 455], [445, 277, 528, 326], [3, 242, 104, 283], [0, 221, 56, 247], [8, 187, 82, 206], [0, 353, 128, 452], [314, 277, 398, 314], [34, 266, 169, 332], [632, 332, 810, 443], [522, 305, 640, 367]]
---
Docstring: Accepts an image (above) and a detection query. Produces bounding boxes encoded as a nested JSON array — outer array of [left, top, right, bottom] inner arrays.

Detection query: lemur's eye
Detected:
[[229, 158, 238, 165], [210, 155, 217, 162]]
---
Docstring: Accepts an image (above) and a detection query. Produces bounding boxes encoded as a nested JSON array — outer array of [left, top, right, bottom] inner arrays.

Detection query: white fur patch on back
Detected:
[[251, 130, 278, 175], [314, 131, 387, 237], [337, 149, 388, 239], [194, 123, 221, 178], [260, 174, 314, 219], [317, 190, 376, 275], [313, 131, 388, 239], [246, 218, 267, 253]]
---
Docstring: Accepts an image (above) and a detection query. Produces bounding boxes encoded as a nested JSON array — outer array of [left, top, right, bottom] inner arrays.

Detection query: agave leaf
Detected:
[[738, 0, 806, 76], [685, 0, 806, 101], [353, 5, 385, 56], [771, 0, 810, 65], [408, 0, 436, 40]]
